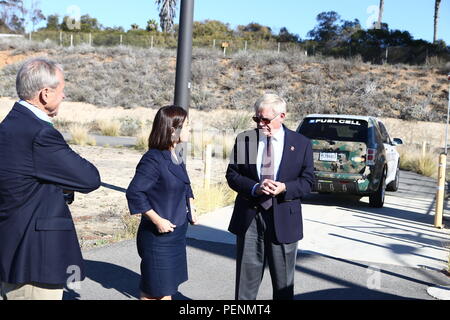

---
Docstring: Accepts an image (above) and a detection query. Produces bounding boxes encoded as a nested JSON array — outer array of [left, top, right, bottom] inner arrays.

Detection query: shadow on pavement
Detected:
[[294, 253, 435, 300], [303, 192, 436, 226], [295, 288, 412, 300], [64, 260, 141, 300]]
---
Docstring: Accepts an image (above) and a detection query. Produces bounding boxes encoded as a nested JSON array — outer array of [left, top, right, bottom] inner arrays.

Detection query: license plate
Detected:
[[320, 153, 338, 162]]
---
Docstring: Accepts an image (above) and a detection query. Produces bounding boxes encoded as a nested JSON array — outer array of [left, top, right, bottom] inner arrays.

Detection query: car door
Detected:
[[378, 121, 396, 184]]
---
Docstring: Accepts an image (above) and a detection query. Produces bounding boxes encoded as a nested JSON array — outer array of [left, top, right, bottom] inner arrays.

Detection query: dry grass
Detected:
[[192, 182, 237, 215], [189, 129, 236, 161], [0, 41, 447, 122], [134, 128, 150, 151], [69, 124, 96, 146], [113, 213, 141, 242], [95, 183, 237, 244], [397, 145, 438, 178], [381, 117, 446, 150], [97, 119, 121, 137]]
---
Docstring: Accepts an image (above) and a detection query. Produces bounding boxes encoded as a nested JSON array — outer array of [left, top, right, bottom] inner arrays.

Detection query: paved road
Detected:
[[64, 170, 450, 300], [62, 132, 137, 148]]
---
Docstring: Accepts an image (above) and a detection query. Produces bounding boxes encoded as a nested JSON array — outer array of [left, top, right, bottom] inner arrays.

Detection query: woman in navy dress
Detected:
[[126, 106, 198, 300]]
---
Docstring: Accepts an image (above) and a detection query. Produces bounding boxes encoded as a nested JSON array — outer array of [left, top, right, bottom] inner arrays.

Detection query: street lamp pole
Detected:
[[174, 0, 195, 113]]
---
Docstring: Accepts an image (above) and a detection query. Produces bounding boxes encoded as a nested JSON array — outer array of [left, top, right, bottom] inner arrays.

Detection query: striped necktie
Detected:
[[260, 136, 274, 210]]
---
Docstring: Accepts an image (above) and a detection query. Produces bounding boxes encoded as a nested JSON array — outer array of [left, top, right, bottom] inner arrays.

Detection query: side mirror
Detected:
[[392, 138, 403, 146]]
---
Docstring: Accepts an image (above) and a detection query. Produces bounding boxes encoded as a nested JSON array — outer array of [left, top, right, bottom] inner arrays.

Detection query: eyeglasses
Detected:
[[252, 114, 280, 125]]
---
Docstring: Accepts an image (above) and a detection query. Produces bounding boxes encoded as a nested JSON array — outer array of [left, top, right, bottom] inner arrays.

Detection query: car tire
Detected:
[[369, 169, 386, 208], [386, 164, 400, 192]]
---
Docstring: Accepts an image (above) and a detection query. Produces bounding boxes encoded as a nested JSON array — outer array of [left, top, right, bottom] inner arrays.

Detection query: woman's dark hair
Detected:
[[148, 105, 188, 150]]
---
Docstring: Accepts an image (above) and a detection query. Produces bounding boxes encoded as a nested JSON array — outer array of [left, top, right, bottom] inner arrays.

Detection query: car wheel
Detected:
[[386, 165, 400, 192], [369, 170, 386, 208]]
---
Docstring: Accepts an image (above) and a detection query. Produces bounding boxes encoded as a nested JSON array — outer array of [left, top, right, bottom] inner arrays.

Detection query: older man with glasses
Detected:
[[226, 93, 314, 300]]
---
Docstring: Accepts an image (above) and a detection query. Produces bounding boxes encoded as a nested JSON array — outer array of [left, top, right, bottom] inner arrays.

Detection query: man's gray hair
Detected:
[[16, 58, 64, 101], [254, 93, 287, 115]]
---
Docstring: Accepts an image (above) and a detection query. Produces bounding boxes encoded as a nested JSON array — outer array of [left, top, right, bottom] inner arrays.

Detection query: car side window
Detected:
[[378, 122, 391, 144], [370, 119, 382, 143]]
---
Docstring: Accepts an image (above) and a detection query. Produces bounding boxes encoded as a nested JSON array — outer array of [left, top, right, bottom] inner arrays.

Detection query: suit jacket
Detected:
[[226, 126, 314, 244], [0, 103, 101, 285], [126, 149, 194, 227]]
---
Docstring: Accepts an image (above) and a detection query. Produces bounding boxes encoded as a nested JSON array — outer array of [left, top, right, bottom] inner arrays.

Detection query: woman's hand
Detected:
[[155, 218, 177, 233], [144, 210, 176, 233]]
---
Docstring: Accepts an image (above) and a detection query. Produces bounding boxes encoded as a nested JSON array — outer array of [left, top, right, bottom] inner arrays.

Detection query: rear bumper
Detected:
[[314, 171, 371, 194]]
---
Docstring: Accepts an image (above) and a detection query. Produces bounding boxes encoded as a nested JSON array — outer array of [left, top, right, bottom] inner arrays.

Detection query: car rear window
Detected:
[[298, 118, 368, 143]]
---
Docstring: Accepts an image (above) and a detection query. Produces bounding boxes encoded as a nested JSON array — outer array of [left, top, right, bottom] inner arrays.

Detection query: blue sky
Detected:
[[34, 0, 450, 44]]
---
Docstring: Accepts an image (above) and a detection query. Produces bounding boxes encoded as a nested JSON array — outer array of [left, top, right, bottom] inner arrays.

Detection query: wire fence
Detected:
[[26, 31, 450, 65], [28, 31, 307, 54]]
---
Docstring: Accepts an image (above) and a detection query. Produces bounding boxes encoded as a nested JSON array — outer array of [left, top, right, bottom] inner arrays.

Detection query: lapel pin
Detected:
[[291, 146, 295, 152]]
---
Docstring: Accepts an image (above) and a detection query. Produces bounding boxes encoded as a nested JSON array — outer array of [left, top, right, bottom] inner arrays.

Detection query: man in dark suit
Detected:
[[0, 58, 101, 300], [226, 94, 314, 300]]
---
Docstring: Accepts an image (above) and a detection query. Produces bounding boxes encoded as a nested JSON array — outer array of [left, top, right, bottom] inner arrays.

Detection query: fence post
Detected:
[[244, 41, 247, 52], [422, 142, 428, 158], [89, 33, 92, 46], [222, 130, 229, 160], [151, 36, 154, 49], [29, 32, 32, 41], [120, 34, 123, 46], [59, 31, 62, 46], [70, 34, 73, 47], [277, 42, 281, 53], [212, 39, 216, 49], [204, 144, 212, 190], [435, 153, 446, 228], [190, 128, 195, 158]]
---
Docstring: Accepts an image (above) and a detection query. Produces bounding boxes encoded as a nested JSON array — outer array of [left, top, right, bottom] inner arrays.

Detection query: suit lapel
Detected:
[[277, 127, 294, 181], [162, 150, 190, 183], [249, 129, 259, 181]]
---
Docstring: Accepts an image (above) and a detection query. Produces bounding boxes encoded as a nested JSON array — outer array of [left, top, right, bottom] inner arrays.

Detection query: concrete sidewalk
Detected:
[[188, 172, 450, 272], [66, 238, 450, 300], [63, 171, 450, 300]]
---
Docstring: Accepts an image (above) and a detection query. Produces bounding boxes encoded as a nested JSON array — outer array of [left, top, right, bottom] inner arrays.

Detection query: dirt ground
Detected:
[[69, 145, 229, 248]]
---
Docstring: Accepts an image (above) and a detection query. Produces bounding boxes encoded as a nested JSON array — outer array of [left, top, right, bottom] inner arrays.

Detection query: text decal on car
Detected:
[[309, 119, 362, 126]]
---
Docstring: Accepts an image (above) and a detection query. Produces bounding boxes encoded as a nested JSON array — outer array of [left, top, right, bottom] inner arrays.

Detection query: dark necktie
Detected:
[[260, 137, 274, 210]]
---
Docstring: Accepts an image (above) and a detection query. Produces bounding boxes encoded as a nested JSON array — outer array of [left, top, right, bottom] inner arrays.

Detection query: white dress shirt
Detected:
[[256, 126, 285, 180], [252, 126, 286, 196], [18, 100, 53, 124]]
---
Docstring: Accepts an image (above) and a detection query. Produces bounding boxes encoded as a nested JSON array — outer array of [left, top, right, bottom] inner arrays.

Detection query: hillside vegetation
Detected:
[[0, 38, 449, 123]]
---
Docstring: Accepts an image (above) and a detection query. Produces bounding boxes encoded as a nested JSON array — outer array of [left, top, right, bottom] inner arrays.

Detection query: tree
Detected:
[[61, 14, 102, 32], [237, 22, 273, 40], [308, 11, 341, 43], [376, 0, 385, 29], [155, 0, 177, 33], [146, 19, 158, 32], [27, 0, 45, 32], [277, 27, 300, 43], [0, 0, 26, 33], [338, 19, 361, 43], [44, 14, 59, 30], [434, 0, 441, 43], [193, 20, 232, 38]]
